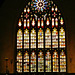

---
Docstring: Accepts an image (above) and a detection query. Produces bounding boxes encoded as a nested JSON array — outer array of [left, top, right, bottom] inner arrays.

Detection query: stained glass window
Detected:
[[59, 27, 65, 48], [38, 28, 44, 48], [53, 51, 59, 72], [17, 51, 22, 72], [38, 51, 44, 72], [45, 28, 51, 48], [24, 29, 29, 49], [24, 51, 29, 72], [16, 0, 67, 73], [52, 28, 58, 48], [17, 29, 22, 49], [60, 50, 66, 72], [31, 29, 36, 48], [45, 51, 51, 72], [31, 51, 36, 72]]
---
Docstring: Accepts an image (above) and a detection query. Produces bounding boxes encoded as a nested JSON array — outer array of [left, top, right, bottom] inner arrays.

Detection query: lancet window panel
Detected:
[[16, 51, 22, 73], [30, 51, 36, 72], [24, 51, 29, 72], [45, 51, 51, 72], [38, 51, 44, 72], [60, 50, 66, 72]]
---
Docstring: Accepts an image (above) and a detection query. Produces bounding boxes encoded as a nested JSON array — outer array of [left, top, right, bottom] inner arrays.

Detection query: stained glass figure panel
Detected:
[[31, 29, 36, 48], [24, 51, 29, 72], [17, 29, 22, 49], [16, 51, 22, 72], [38, 51, 44, 72], [53, 51, 59, 72], [24, 29, 29, 49], [45, 51, 51, 72], [52, 28, 58, 48], [45, 28, 51, 48], [31, 51, 36, 72], [60, 50, 66, 72], [38, 28, 44, 48], [59, 27, 65, 48]]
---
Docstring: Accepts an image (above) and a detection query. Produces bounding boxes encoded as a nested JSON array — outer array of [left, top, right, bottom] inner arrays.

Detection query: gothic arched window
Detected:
[[16, 0, 67, 73]]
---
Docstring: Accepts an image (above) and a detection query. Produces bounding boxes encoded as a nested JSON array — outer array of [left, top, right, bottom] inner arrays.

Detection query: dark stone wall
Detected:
[[0, 0, 75, 73]]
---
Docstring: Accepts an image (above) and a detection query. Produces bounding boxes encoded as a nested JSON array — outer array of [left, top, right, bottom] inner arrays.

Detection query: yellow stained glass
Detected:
[[60, 50, 66, 72], [38, 28, 44, 48], [24, 51, 29, 72], [31, 51, 36, 72], [53, 51, 59, 72], [38, 51, 44, 72], [17, 51, 22, 72], [24, 29, 29, 49], [17, 29, 22, 49], [45, 51, 51, 72], [59, 27, 65, 48], [45, 28, 51, 48], [31, 29, 36, 48]]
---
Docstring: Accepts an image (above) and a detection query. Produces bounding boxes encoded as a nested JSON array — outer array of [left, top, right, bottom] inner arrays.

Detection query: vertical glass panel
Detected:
[[60, 17, 64, 25], [38, 28, 44, 48], [31, 51, 36, 72], [17, 51, 22, 72], [17, 29, 22, 49], [24, 29, 29, 49], [18, 19, 22, 27], [24, 51, 29, 72], [45, 28, 51, 48], [38, 51, 44, 72], [27, 19, 30, 28], [31, 29, 36, 48], [53, 51, 59, 72], [59, 27, 65, 48], [32, 18, 35, 26], [45, 51, 51, 72], [55, 18, 58, 27], [41, 18, 44, 28], [38, 18, 40, 28], [60, 50, 66, 72], [24, 19, 26, 29], [46, 18, 50, 26], [52, 18, 54, 28], [52, 28, 58, 48]]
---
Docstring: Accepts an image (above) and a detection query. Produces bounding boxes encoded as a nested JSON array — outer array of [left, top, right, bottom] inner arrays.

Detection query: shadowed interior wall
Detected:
[[0, 0, 75, 73]]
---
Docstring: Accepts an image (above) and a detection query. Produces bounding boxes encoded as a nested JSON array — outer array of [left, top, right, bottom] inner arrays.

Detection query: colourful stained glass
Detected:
[[18, 19, 22, 27], [60, 50, 66, 72], [52, 28, 58, 48], [45, 51, 51, 72], [38, 18, 40, 28], [31, 29, 36, 48], [27, 19, 30, 28], [24, 51, 29, 72], [17, 29, 22, 49], [45, 28, 51, 48], [24, 29, 29, 49], [32, 18, 35, 26], [46, 18, 50, 26], [31, 51, 36, 72], [52, 18, 54, 28], [38, 28, 44, 48], [53, 51, 59, 72], [55, 18, 58, 27], [41, 18, 44, 28], [17, 51, 22, 72], [59, 27, 65, 48], [60, 17, 64, 25], [24, 19, 26, 29], [38, 51, 44, 72]]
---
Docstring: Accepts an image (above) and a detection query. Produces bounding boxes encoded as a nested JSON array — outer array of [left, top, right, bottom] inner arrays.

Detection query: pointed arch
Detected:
[[16, 0, 67, 73]]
